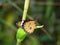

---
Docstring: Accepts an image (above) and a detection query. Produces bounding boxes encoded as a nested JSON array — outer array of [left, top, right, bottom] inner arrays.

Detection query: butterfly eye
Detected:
[[24, 21, 36, 34]]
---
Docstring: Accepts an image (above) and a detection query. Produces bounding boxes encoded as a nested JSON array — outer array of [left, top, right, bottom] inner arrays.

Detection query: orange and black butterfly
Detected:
[[16, 20, 36, 34]]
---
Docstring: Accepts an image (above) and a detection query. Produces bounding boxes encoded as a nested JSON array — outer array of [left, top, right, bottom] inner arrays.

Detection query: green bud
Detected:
[[16, 28, 27, 41]]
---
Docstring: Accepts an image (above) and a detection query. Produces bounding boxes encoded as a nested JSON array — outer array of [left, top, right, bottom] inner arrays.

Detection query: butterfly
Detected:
[[16, 20, 36, 34]]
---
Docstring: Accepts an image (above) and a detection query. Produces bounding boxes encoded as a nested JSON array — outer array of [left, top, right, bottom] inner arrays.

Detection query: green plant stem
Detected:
[[45, 0, 54, 18], [22, 0, 30, 20], [16, 39, 21, 45], [21, 0, 30, 26]]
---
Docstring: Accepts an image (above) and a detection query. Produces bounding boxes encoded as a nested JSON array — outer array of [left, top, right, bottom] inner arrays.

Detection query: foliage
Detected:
[[0, 0, 60, 45]]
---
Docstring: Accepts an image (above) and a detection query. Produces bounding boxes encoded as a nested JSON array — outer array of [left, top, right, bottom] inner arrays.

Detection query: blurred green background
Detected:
[[0, 0, 60, 45]]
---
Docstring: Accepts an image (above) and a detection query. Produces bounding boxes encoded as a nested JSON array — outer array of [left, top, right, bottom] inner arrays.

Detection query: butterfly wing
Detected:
[[24, 21, 35, 34]]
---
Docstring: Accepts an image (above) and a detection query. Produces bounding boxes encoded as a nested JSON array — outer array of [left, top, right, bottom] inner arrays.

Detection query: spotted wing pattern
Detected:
[[24, 21, 35, 34]]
